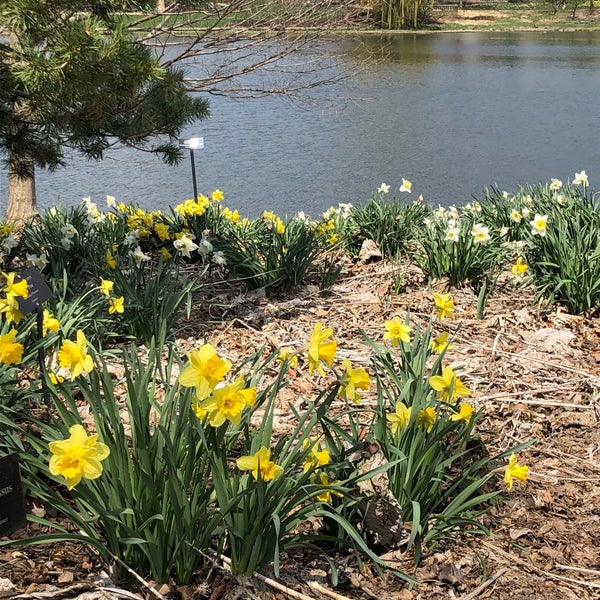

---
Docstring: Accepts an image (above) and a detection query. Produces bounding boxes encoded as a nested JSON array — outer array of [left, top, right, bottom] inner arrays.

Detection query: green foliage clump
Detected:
[[219, 213, 339, 294], [413, 204, 509, 291], [343, 192, 431, 259]]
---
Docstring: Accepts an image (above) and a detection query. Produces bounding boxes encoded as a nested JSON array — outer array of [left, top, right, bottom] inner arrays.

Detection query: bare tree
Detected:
[[134, 1, 367, 97], [2, 1, 368, 223]]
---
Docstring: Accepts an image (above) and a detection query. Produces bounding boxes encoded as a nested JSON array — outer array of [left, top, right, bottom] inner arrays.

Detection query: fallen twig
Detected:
[[457, 567, 507, 600], [198, 548, 317, 600], [109, 555, 165, 600], [481, 541, 600, 590], [555, 564, 600, 577], [308, 580, 354, 600]]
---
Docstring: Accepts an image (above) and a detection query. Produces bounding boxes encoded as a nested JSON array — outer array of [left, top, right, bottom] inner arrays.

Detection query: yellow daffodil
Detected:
[[191, 394, 209, 421], [179, 344, 232, 400], [42, 309, 60, 335], [153, 222, 170, 241], [433, 292, 455, 320], [3, 272, 29, 299], [0, 295, 24, 324], [429, 365, 471, 403], [387, 401, 411, 434], [430, 331, 452, 354], [308, 322, 337, 377], [278, 348, 298, 368], [315, 471, 343, 503], [105, 250, 117, 270], [512, 256, 528, 277], [222, 207, 240, 223], [160, 247, 172, 262], [49, 372, 64, 385], [48, 424, 110, 490], [302, 439, 330, 472], [0, 328, 24, 364], [211, 189, 224, 202], [236, 447, 283, 482], [108, 296, 125, 314], [58, 329, 94, 378], [383, 316, 412, 347], [400, 178, 412, 193], [197, 377, 256, 427], [338, 359, 370, 404], [504, 453, 529, 492], [450, 402, 475, 423], [98, 278, 114, 296], [416, 406, 436, 433]]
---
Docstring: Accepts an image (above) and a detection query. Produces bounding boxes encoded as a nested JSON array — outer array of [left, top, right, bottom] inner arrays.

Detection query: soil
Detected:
[[2, 257, 599, 600], [437, 7, 600, 30]]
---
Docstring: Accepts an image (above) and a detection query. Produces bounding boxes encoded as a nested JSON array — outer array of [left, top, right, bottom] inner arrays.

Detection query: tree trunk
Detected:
[[6, 162, 38, 225], [156, 0, 166, 13]]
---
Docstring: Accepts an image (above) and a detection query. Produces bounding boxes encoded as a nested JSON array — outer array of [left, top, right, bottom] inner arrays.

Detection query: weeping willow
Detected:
[[379, 0, 424, 29]]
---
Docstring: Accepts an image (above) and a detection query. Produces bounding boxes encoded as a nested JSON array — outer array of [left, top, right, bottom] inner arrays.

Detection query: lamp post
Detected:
[[179, 136, 204, 200]]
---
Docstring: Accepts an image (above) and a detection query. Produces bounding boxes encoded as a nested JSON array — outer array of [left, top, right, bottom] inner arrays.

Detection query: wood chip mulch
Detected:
[[2, 259, 600, 600]]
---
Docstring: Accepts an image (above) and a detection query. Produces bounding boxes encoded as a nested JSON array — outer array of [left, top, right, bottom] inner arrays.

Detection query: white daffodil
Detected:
[[131, 245, 151, 267], [123, 230, 140, 246], [471, 223, 490, 244], [212, 251, 227, 266], [573, 170, 588, 187], [510, 209, 521, 222], [2, 234, 18, 250], [26, 253, 48, 269], [173, 234, 199, 258], [530, 214, 548, 237], [549, 178, 563, 191], [445, 226, 460, 243], [61, 223, 77, 238], [198, 238, 214, 257]]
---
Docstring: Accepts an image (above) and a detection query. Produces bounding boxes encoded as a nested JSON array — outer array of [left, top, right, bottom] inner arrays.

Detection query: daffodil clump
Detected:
[[416, 202, 509, 292], [368, 293, 532, 559]]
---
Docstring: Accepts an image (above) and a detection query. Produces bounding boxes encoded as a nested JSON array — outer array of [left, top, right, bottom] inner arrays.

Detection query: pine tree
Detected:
[[1, 1, 209, 222]]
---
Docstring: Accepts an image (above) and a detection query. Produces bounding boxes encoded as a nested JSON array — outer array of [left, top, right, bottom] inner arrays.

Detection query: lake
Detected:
[[2, 30, 600, 218]]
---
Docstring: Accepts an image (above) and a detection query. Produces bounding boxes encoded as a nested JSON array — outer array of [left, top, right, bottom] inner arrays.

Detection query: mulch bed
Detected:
[[2, 259, 599, 599]]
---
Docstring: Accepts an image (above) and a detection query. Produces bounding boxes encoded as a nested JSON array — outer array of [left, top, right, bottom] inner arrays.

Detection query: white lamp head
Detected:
[[180, 136, 204, 150]]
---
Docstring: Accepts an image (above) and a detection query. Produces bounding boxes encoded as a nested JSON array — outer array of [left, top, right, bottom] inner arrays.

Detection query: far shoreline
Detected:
[[326, 6, 600, 34]]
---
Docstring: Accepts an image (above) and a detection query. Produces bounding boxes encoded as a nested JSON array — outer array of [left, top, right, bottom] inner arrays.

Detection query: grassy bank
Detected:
[[430, 3, 600, 32]]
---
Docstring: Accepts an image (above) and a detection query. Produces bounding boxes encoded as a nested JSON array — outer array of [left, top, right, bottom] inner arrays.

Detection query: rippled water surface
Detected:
[[2, 31, 600, 217]]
